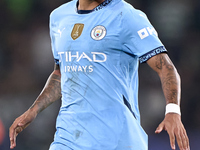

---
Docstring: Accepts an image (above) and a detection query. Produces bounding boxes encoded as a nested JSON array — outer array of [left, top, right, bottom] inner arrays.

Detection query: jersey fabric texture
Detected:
[[49, 0, 166, 149]]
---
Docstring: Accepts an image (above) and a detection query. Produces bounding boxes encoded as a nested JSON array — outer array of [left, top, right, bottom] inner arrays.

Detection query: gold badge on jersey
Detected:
[[71, 23, 84, 40]]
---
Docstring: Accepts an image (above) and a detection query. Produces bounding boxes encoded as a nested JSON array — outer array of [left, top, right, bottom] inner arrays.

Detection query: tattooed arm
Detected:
[[147, 53, 190, 150], [9, 64, 61, 149], [147, 53, 181, 105], [30, 64, 61, 113]]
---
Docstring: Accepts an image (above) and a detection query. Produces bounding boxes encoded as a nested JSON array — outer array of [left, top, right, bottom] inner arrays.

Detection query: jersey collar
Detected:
[[76, 0, 113, 14]]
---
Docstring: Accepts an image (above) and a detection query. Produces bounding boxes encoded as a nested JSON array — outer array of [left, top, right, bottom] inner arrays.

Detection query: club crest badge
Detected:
[[71, 23, 84, 40], [91, 25, 106, 40]]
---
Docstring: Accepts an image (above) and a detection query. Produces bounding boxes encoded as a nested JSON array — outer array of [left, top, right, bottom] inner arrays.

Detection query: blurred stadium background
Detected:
[[0, 0, 200, 149]]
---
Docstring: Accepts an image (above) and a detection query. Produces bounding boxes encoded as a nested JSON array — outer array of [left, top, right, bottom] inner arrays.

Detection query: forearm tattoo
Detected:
[[30, 72, 61, 113], [154, 54, 180, 104]]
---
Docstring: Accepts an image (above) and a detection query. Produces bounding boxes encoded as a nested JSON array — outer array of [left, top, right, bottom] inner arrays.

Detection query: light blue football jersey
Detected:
[[49, 0, 167, 149]]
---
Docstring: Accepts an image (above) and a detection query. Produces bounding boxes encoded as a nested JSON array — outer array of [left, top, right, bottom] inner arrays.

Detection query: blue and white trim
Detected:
[[54, 59, 59, 65], [93, 0, 113, 11], [139, 46, 167, 63], [76, 0, 113, 14]]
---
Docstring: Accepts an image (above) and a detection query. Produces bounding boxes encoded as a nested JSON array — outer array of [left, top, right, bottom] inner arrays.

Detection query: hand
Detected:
[[9, 109, 37, 149], [155, 113, 190, 150]]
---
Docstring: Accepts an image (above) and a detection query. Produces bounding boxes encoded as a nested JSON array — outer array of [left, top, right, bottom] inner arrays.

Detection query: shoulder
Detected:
[[111, 0, 148, 26], [115, 1, 141, 15], [117, 1, 153, 31], [50, 0, 75, 19], [122, 2, 147, 21]]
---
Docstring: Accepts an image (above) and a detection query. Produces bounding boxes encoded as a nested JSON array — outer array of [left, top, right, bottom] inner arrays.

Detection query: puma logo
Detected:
[[58, 28, 65, 37]]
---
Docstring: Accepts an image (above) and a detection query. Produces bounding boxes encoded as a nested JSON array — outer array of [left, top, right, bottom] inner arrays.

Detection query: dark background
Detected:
[[0, 0, 199, 149]]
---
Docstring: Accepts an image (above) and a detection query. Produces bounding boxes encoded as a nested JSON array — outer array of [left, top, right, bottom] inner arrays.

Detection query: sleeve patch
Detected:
[[139, 46, 167, 63]]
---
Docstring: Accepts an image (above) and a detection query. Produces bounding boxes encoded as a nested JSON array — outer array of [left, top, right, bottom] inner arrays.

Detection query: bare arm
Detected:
[[30, 64, 61, 114], [9, 64, 61, 149], [147, 53, 190, 150], [147, 53, 181, 105]]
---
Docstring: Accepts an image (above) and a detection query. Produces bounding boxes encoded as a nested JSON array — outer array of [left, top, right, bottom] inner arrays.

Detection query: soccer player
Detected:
[[9, 0, 190, 149]]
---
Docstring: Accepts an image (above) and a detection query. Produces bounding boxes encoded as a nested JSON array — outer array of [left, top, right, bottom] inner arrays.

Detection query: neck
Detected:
[[78, 0, 105, 10]]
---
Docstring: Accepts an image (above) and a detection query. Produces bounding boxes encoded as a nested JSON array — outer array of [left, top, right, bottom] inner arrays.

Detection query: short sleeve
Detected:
[[49, 12, 59, 65], [120, 8, 167, 63]]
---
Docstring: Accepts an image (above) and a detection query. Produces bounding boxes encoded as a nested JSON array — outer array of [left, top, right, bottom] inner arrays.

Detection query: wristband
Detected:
[[165, 103, 181, 115]]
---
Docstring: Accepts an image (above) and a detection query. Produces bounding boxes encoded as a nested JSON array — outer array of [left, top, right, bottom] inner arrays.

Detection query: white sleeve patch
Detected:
[[137, 27, 158, 39]]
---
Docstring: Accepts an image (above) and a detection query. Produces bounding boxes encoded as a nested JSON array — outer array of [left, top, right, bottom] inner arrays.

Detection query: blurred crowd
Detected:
[[0, 0, 199, 149]]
